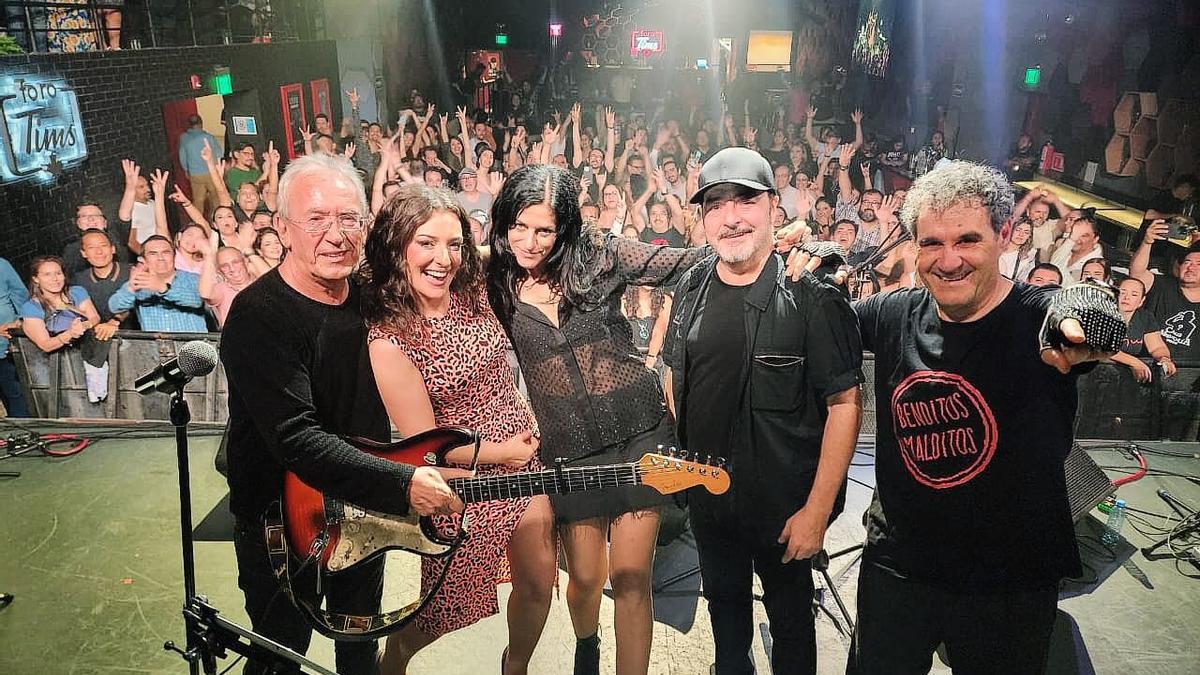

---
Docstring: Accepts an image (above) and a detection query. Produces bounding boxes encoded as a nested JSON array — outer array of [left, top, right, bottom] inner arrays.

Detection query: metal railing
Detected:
[[0, 0, 317, 53]]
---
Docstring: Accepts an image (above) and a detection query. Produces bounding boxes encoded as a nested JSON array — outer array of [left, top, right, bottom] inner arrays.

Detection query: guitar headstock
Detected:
[[636, 446, 730, 496]]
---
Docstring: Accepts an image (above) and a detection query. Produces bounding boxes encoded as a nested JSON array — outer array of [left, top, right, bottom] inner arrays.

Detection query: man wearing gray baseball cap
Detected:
[[663, 147, 864, 674]]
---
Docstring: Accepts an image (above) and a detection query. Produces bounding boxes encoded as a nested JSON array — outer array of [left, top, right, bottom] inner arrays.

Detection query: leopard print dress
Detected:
[[368, 293, 542, 638]]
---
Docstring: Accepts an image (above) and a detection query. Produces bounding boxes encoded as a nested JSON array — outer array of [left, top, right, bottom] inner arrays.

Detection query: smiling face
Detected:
[[913, 201, 1008, 321], [588, 148, 604, 169], [832, 220, 857, 250], [404, 211, 465, 312], [1181, 252, 1200, 288], [257, 232, 284, 261], [506, 202, 557, 274], [76, 204, 107, 232], [237, 184, 260, 214], [80, 231, 115, 269], [1069, 220, 1098, 254], [1028, 201, 1050, 225], [32, 259, 66, 295], [702, 186, 776, 268], [450, 137, 464, 156], [217, 248, 251, 286], [276, 172, 364, 285]]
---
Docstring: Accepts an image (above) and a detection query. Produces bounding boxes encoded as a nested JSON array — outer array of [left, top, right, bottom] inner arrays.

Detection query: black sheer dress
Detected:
[[504, 233, 708, 522]]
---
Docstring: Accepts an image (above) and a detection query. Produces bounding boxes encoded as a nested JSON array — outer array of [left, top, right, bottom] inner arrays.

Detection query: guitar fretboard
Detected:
[[449, 464, 642, 503]]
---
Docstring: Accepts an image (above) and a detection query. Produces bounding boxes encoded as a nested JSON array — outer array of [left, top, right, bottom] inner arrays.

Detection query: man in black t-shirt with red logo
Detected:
[[786, 161, 1120, 674]]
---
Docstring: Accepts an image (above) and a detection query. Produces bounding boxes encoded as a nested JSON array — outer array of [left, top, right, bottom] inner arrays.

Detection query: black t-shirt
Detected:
[[1121, 308, 1162, 357], [71, 263, 134, 326], [640, 226, 686, 248], [220, 270, 410, 522], [856, 283, 1082, 589], [1145, 277, 1199, 365], [684, 276, 749, 463]]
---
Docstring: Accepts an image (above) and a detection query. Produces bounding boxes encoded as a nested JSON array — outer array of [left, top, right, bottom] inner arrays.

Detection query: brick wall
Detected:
[[0, 42, 341, 275]]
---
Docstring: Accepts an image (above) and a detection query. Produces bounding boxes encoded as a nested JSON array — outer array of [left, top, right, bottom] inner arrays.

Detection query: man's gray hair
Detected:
[[898, 160, 1014, 238], [276, 153, 367, 220]]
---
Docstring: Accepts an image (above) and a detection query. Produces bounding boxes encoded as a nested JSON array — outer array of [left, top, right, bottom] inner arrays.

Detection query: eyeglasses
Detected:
[[286, 213, 367, 234]]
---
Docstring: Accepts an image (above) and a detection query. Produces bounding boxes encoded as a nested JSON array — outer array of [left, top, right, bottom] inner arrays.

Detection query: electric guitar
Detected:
[[281, 426, 730, 576]]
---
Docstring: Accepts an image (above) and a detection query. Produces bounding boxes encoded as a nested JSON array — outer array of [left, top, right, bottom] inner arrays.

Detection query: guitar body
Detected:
[[282, 426, 477, 574]]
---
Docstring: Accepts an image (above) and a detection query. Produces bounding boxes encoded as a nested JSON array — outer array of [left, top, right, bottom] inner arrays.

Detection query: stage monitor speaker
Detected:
[[1064, 443, 1115, 523]]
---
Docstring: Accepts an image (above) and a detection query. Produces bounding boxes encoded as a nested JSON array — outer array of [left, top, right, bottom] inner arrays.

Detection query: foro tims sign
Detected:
[[0, 76, 88, 184]]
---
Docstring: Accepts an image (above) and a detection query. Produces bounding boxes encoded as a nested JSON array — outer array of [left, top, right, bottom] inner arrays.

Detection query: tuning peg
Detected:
[[705, 454, 713, 466], [656, 444, 665, 455]]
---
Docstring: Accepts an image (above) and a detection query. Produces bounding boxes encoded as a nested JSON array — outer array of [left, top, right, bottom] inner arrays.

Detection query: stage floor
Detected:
[[0, 421, 1197, 674]]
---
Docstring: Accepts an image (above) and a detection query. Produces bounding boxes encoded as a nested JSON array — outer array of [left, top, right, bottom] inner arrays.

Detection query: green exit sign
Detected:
[[213, 68, 233, 95], [495, 33, 508, 46], [1023, 66, 1041, 89]]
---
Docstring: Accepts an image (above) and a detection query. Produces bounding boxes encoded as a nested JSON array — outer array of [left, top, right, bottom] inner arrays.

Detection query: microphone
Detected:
[[1157, 489, 1195, 519], [135, 341, 219, 395]]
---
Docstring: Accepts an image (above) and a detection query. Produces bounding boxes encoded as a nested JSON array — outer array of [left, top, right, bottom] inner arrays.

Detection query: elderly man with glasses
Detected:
[[219, 153, 466, 675]]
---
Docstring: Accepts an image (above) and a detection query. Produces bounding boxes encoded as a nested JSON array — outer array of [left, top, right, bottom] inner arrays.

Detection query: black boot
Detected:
[[574, 632, 600, 675]]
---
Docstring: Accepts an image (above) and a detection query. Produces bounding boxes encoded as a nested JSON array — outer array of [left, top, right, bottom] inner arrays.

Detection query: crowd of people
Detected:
[[0, 68, 1198, 675]]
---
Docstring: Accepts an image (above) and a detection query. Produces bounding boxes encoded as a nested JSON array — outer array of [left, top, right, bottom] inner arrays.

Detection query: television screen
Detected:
[[852, 0, 895, 77], [746, 31, 792, 72]]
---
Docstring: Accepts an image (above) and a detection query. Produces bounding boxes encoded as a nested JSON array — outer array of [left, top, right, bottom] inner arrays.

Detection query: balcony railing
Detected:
[[0, 0, 322, 53]]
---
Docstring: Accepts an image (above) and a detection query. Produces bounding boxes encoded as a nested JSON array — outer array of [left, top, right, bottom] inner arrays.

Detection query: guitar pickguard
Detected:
[[325, 504, 458, 573]]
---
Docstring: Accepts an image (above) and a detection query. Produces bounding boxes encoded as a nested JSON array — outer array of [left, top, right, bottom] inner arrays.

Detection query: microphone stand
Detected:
[[851, 224, 912, 297], [161, 383, 337, 675]]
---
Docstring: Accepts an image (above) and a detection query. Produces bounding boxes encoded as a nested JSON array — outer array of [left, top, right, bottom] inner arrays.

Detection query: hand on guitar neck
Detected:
[[409, 465, 474, 516]]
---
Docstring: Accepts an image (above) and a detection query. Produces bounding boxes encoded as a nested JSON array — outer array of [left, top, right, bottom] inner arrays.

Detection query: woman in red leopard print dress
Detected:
[[362, 186, 557, 675]]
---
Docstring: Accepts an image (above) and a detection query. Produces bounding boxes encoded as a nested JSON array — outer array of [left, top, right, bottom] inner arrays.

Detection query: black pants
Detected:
[[847, 561, 1057, 675], [691, 503, 816, 675], [232, 517, 383, 675]]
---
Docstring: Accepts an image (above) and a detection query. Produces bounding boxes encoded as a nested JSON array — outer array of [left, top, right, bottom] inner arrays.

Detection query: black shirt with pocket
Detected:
[[856, 283, 1083, 590], [665, 253, 864, 542], [71, 263, 135, 327], [220, 269, 411, 523]]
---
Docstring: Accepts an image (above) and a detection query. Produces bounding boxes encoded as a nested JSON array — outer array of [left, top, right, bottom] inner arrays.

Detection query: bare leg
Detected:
[[607, 510, 660, 675], [503, 495, 557, 675], [559, 518, 610, 640], [379, 624, 436, 675]]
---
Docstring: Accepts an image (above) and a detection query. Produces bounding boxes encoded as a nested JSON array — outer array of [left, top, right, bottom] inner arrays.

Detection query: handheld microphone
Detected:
[[1157, 489, 1195, 519], [134, 341, 219, 395]]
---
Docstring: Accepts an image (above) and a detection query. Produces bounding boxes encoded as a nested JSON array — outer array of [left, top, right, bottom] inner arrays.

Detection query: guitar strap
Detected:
[[263, 501, 462, 641]]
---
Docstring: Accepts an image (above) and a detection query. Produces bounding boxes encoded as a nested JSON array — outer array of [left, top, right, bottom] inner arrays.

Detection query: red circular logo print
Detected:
[[890, 371, 998, 489]]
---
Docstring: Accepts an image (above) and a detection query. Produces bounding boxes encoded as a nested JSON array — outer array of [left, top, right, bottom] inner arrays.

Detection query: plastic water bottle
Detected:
[[1101, 498, 1127, 548]]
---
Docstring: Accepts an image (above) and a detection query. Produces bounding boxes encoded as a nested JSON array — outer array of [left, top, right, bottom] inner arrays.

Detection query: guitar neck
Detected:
[[449, 463, 642, 504]]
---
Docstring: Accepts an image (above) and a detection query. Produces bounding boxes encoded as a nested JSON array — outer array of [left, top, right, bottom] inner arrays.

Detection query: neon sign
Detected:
[[630, 30, 664, 58], [0, 75, 88, 184]]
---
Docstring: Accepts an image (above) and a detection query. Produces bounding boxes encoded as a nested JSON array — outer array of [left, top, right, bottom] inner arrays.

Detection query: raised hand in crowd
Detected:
[[851, 108, 864, 125], [345, 88, 360, 110], [604, 106, 616, 130], [342, 142, 356, 162], [299, 124, 315, 155], [569, 102, 582, 127], [121, 158, 140, 188], [128, 262, 162, 293], [149, 168, 169, 200], [838, 142, 855, 167], [743, 126, 757, 146]]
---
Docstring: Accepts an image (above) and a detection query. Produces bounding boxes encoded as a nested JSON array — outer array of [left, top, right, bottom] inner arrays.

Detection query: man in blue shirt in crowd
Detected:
[[0, 257, 31, 417], [178, 114, 221, 219], [109, 236, 207, 333]]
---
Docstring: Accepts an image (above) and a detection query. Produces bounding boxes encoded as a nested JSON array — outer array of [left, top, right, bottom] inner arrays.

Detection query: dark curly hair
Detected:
[[487, 163, 611, 321], [360, 184, 485, 331]]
